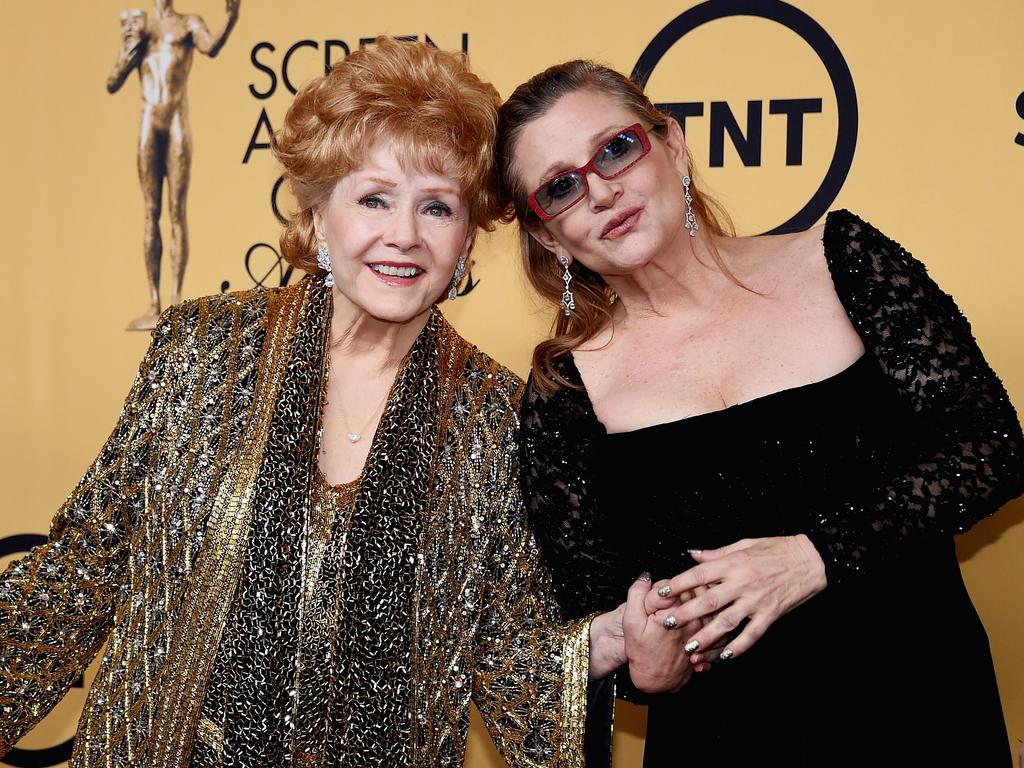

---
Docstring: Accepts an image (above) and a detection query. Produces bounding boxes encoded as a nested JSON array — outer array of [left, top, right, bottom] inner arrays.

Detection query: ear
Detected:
[[524, 221, 573, 265], [312, 205, 327, 246], [661, 117, 691, 178], [459, 228, 476, 262]]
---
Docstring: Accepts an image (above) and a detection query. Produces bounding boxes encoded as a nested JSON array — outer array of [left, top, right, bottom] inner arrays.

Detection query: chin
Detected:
[[360, 294, 436, 326]]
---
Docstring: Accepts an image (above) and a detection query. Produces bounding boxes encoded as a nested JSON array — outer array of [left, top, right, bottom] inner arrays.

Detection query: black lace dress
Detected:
[[519, 211, 1022, 767]]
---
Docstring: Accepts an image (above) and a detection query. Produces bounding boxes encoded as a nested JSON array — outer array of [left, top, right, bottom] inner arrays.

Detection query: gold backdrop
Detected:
[[2, 1, 1022, 765]]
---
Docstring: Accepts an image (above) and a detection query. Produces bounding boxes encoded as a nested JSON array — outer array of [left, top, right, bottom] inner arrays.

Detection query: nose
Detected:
[[586, 171, 621, 211], [383, 205, 420, 252]]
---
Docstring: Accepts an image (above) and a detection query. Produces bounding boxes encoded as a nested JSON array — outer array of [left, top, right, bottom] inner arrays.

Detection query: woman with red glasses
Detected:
[[496, 60, 1021, 766]]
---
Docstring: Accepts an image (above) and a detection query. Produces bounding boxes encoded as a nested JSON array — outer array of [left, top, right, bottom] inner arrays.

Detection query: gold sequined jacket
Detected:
[[0, 277, 590, 767]]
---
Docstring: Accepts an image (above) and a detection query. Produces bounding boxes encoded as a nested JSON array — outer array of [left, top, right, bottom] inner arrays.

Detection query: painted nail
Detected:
[[638, 571, 652, 582], [720, 649, 734, 660], [657, 585, 672, 598], [687, 549, 703, 556], [663, 615, 678, 629], [684, 640, 700, 653]]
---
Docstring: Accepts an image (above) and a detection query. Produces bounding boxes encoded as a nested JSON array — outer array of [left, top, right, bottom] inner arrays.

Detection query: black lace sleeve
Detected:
[[518, 357, 628, 620], [812, 210, 1024, 584]]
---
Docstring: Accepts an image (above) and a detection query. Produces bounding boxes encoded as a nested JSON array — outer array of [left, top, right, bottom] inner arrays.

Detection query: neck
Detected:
[[154, 0, 172, 16], [604, 227, 728, 322], [328, 291, 430, 374]]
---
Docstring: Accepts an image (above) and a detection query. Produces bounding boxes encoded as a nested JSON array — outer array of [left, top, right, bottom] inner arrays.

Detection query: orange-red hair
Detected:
[[273, 36, 504, 275]]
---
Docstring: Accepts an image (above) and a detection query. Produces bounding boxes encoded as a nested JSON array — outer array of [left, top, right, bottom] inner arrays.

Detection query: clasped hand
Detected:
[[589, 578, 716, 693], [590, 535, 826, 692]]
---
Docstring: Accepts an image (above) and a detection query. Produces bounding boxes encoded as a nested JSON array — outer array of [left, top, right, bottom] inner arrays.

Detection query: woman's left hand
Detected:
[[652, 535, 827, 662]]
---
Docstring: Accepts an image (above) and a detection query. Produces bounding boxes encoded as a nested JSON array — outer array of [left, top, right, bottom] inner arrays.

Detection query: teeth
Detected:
[[372, 264, 423, 278]]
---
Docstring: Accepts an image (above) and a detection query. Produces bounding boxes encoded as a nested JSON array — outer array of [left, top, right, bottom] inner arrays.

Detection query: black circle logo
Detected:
[[632, 0, 858, 234]]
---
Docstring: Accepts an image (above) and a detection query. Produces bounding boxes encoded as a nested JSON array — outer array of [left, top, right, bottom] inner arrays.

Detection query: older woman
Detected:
[[497, 61, 1023, 766], [0, 40, 652, 767]]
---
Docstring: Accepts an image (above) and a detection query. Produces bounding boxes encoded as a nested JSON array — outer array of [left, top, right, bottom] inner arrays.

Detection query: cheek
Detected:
[[429, 225, 470, 265], [547, 217, 590, 253], [326, 212, 376, 252]]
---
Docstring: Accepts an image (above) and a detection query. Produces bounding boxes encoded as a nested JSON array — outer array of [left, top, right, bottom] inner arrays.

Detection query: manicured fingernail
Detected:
[[720, 648, 734, 660], [687, 549, 703, 556], [638, 571, 652, 582], [684, 640, 700, 653], [696, 663, 710, 673], [657, 585, 672, 597], [663, 615, 678, 629]]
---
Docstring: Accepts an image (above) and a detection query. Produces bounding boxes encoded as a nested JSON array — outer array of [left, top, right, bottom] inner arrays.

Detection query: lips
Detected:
[[368, 261, 425, 285], [601, 207, 642, 239]]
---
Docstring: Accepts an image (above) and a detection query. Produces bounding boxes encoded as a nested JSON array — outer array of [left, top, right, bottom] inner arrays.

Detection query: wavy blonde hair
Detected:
[[272, 36, 504, 276]]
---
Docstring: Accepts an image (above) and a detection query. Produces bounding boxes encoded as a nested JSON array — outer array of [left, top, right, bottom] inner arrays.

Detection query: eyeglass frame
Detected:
[[525, 122, 656, 222]]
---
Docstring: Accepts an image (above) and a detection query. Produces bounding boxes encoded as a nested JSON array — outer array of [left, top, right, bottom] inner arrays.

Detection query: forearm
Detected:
[[106, 50, 138, 92], [588, 610, 625, 680], [0, 536, 121, 752], [207, 12, 238, 57]]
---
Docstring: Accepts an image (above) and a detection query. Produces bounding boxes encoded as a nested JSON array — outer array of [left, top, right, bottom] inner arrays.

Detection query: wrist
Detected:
[[794, 533, 828, 593], [588, 612, 625, 680]]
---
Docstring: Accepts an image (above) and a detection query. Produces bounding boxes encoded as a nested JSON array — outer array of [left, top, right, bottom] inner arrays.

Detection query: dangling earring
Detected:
[[682, 175, 699, 237], [558, 254, 575, 316], [448, 254, 467, 301], [317, 242, 335, 287]]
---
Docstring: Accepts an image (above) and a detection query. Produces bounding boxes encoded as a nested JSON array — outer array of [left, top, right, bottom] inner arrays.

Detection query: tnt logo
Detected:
[[633, 0, 858, 235]]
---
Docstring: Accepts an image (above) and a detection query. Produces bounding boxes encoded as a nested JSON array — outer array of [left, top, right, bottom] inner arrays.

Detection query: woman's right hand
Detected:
[[621, 574, 700, 693]]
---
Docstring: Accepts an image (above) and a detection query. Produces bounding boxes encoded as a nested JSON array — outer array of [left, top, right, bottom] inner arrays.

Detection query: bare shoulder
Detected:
[[722, 223, 828, 295], [184, 13, 209, 32], [784, 222, 830, 290]]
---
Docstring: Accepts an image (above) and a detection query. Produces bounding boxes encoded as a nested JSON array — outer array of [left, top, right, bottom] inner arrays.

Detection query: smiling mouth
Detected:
[[601, 207, 642, 239], [369, 263, 425, 279]]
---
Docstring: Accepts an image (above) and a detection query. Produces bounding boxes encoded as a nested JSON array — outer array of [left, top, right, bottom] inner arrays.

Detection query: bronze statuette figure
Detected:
[[107, 0, 240, 330]]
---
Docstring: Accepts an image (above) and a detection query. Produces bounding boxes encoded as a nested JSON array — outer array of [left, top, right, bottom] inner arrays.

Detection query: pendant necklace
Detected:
[[336, 385, 391, 443]]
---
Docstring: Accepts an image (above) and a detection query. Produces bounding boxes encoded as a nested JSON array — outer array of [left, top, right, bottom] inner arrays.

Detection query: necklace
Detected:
[[335, 384, 391, 443]]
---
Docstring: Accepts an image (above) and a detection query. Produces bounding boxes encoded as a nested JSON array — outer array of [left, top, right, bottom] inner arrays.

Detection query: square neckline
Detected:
[[567, 210, 867, 437]]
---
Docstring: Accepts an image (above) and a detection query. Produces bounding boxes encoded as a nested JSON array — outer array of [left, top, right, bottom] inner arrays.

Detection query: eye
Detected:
[[423, 201, 454, 217], [359, 194, 387, 210], [544, 173, 581, 201], [600, 133, 635, 162]]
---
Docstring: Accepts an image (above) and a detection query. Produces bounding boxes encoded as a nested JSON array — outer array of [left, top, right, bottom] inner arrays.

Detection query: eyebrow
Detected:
[[361, 176, 398, 188], [535, 124, 626, 184], [419, 186, 462, 197], [357, 177, 460, 197]]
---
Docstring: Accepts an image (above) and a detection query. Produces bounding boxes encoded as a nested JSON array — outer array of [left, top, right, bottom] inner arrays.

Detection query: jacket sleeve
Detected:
[[808, 210, 1024, 584], [518, 364, 631, 620], [519, 364, 652, 711], [469, 378, 591, 768], [0, 310, 180, 754]]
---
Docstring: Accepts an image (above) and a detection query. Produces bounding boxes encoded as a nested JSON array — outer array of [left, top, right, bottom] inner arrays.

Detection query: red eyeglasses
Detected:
[[526, 123, 654, 221]]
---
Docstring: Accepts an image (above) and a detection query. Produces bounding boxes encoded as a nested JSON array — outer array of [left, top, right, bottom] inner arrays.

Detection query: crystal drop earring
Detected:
[[682, 175, 699, 237], [317, 242, 335, 287], [558, 254, 575, 316]]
